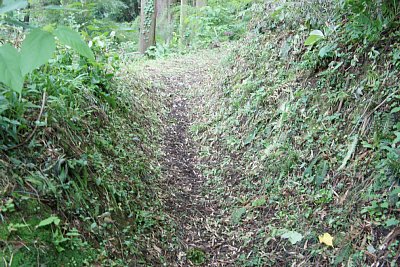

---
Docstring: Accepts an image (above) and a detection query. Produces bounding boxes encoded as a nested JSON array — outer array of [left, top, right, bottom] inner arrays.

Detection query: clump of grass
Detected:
[[187, 248, 207, 266]]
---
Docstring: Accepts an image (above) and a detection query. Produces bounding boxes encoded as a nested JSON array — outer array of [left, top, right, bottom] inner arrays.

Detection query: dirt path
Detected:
[[139, 50, 240, 266]]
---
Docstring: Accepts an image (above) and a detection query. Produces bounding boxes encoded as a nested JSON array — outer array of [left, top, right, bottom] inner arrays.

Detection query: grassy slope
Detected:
[[193, 1, 400, 266], [0, 57, 171, 266]]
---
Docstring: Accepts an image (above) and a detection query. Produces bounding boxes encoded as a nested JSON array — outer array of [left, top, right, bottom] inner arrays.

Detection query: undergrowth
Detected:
[[147, 0, 253, 59], [193, 0, 400, 266], [0, 33, 170, 266]]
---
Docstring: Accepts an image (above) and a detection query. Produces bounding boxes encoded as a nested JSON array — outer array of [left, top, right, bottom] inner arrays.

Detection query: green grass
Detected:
[[0, 199, 96, 267], [187, 248, 207, 266]]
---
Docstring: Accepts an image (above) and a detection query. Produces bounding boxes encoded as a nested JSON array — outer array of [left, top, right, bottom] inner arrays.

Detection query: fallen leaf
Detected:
[[231, 207, 246, 225], [281, 231, 303, 245], [319, 233, 334, 247]]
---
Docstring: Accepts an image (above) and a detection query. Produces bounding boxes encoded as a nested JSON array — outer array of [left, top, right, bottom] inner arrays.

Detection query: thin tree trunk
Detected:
[[23, 3, 31, 24], [179, 0, 187, 49], [133, 1, 140, 18], [167, 0, 173, 25], [165, 0, 175, 44], [139, 0, 157, 54], [156, 0, 168, 18]]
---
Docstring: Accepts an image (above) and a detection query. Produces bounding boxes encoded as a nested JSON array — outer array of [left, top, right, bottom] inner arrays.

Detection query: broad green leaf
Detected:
[[54, 26, 95, 61], [37, 216, 61, 227], [0, 0, 28, 13], [304, 30, 324, 46], [231, 207, 246, 225], [319, 44, 336, 58], [380, 201, 389, 209], [315, 160, 329, 187], [0, 44, 24, 93], [20, 29, 56, 75], [391, 106, 400, 113], [251, 197, 266, 207], [386, 218, 399, 227], [0, 95, 9, 114], [281, 231, 303, 245], [337, 135, 359, 171]]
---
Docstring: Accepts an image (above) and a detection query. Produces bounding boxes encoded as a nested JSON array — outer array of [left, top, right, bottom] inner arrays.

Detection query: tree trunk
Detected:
[[167, 0, 178, 25], [196, 0, 207, 7], [156, 0, 168, 18], [133, 0, 140, 16], [139, 0, 157, 54], [167, 0, 173, 24], [164, 0, 175, 44], [179, 0, 187, 49], [23, 3, 31, 24]]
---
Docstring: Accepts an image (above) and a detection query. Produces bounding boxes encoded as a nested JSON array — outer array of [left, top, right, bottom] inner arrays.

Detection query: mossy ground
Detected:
[[0, 199, 95, 267]]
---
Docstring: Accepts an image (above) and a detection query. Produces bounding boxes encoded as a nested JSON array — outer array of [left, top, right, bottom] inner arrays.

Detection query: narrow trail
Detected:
[[140, 50, 240, 266]]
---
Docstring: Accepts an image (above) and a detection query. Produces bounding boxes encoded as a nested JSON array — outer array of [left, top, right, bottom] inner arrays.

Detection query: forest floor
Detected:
[[138, 50, 241, 266]]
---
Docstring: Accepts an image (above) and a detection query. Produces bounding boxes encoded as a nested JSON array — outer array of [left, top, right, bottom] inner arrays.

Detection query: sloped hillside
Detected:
[[193, 1, 400, 265], [0, 56, 171, 265]]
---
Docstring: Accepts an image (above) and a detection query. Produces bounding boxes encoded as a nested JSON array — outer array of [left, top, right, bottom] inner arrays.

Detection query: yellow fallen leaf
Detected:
[[319, 233, 334, 247]]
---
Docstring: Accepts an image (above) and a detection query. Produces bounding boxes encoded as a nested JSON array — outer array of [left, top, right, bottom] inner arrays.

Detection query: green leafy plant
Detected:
[[0, 26, 94, 93], [251, 197, 266, 208], [7, 223, 30, 233], [187, 248, 207, 266], [304, 30, 324, 46], [231, 207, 246, 224], [37, 216, 61, 228], [0, 199, 15, 213], [280, 230, 303, 245]]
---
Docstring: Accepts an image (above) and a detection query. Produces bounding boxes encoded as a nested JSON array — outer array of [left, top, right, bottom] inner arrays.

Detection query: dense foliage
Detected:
[[0, 0, 399, 266], [147, 0, 253, 58], [195, 0, 400, 265], [0, 1, 170, 265]]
